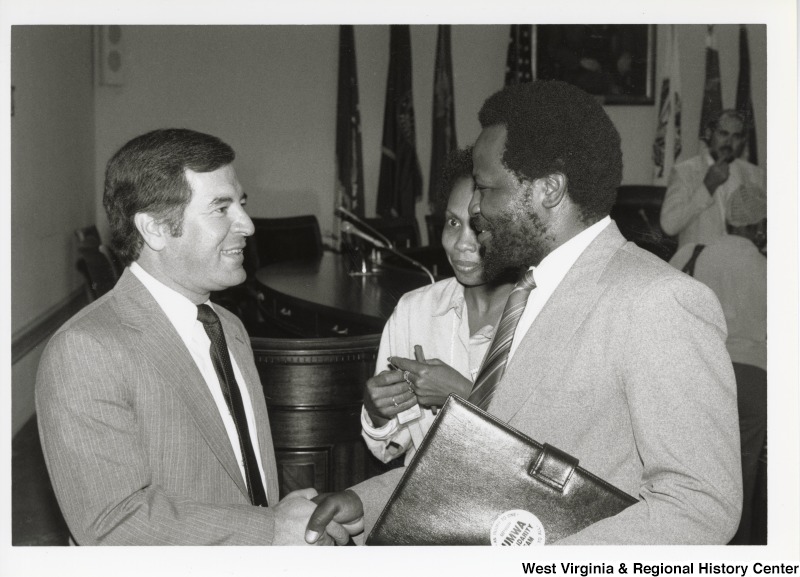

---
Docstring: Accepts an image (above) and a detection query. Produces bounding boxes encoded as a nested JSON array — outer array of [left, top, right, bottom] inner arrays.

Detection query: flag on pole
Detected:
[[653, 25, 682, 184], [698, 25, 722, 138], [505, 25, 534, 85], [335, 25, 365, 219], [376, 25, 423, 219], [735, 25, 758, 165], [428, 25, 457, 214]]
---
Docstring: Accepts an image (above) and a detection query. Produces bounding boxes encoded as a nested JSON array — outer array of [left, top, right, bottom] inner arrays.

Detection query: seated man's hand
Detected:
[[305, 490, 364, 545], [704, 159, 731, 194], [272, 488, 338, 545]]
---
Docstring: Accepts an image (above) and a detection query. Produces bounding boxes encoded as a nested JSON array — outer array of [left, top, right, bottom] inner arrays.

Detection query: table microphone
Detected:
[[341, 221, 387, 248], [340, 222, 435, 285], [335, 206, 394, 248]]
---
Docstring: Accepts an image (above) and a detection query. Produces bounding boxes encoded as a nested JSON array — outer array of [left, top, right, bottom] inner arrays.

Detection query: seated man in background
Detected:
[[669, 184, 767, 545], [307, 80, 742, 545], [36, 128, 352, 545], [660, 109, 765, 247]]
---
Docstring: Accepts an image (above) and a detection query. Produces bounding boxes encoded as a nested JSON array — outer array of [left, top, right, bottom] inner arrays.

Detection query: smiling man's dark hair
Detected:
[[103, 128, 235, 266]]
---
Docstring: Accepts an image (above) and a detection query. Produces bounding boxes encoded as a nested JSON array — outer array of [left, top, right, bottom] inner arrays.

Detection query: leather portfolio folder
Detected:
[[366, 395, 638, 545]]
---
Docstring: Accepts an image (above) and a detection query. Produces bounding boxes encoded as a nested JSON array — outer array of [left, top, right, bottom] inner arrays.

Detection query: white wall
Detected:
[[92, 25, 511, 244], [10, 25, 96, 432], [11, 25, 95, 329], [93, 25, 766, 245]]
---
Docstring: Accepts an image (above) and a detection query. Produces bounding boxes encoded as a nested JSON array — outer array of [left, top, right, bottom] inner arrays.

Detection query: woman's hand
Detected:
[[363, 368, 418, 426], [389, 345, 472, 409]]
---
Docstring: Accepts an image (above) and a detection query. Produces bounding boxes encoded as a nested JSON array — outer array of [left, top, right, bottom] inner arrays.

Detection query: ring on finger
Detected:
[[403, 371, 415, 394], [392, 396, 399, 407]]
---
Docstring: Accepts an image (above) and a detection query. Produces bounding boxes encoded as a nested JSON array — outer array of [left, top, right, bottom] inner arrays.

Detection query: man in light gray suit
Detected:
[[36, 129, 355, 545], [307, 80, 743, 545]]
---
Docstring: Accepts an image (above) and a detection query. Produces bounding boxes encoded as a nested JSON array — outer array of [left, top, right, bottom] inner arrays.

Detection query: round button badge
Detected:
[[490, 509, 546, 546]]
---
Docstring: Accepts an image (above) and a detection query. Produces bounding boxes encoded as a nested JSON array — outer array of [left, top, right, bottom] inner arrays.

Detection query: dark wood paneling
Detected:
[[252, 335, 396, 496]]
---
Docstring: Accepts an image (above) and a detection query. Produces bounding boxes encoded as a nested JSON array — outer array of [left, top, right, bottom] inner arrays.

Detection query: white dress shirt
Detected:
[[508, 216, 611, 360], [660, 151, 765, 247], [360, 277, 495, 464], [130, 263, 267, 498]]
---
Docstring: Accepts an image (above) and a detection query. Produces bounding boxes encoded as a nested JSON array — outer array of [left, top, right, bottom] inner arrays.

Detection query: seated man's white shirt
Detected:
[[508, 216, 611, 360], [130, 262, 267, 498]]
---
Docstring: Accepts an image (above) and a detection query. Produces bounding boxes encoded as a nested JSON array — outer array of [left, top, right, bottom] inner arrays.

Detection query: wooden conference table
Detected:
[[255, 251, 443, 338], [252, 251, 443, 495]]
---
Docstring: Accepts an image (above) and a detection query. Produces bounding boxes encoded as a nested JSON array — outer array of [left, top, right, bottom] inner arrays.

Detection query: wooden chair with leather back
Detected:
[[76, 247, 119, 301], [212, 215, 323, 338], [74, 226, 121, 301], [362, 217, 421, 250], [247, 215, 323, 272], [75, 225, 102, 249]]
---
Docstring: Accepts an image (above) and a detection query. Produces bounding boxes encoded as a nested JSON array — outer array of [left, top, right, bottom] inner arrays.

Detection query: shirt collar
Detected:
[[431, 278, 467, 318], [529, 216, 611, 289], [130, 261, 209, 341]]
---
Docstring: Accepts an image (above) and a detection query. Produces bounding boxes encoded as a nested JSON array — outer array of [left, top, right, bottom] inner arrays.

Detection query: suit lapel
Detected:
[[489, 223, 627, 422], [112, 270, 249, 498]]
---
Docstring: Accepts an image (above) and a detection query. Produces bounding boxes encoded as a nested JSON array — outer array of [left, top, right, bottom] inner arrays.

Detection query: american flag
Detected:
[[334, 25, 365, 217], [653, 25, 682, 184], [735, 25, 758, 165], [376, 25, 423, 219], [698, 25, 722, 138], [428, 25, 457, 213]]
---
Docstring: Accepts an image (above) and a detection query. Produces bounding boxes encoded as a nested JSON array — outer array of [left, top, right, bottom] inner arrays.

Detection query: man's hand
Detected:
[[272, 488, 336, 546], [305, 490, 365, 545], [704, 159, 731, 195], [390, 345, 472, 408], [364, 369, 418, 425]]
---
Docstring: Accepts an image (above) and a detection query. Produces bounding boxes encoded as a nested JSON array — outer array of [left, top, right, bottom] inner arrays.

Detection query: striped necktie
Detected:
[[468, 269, 536, 410], [197, 304, 268, 507]]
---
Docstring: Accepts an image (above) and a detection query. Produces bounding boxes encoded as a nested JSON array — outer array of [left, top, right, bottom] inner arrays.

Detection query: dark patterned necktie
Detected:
[[197, 304, 268, 507], [468, 269, 537, 410]]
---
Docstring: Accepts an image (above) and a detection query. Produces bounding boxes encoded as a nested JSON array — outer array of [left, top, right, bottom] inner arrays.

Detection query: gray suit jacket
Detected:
[[353, 222, 742, 545], [36, 269, 282, 544]]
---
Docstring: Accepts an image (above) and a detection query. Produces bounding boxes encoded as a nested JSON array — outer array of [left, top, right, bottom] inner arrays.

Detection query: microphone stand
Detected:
[[335, 206, 393, 248], [336, 209, 436, 284], [339, 223, 382, 277], [347, 245, 381, 278], [374, 245, 436, 285], [340, 224, 435, 284]]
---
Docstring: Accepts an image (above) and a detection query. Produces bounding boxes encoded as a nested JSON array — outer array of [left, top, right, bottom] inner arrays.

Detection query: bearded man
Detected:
[[306, 80, 743, 545], [660, 109, 766, 247]]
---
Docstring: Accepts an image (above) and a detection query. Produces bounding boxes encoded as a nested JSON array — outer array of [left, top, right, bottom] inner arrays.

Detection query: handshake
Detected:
[[272, 487, 365, 546]]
